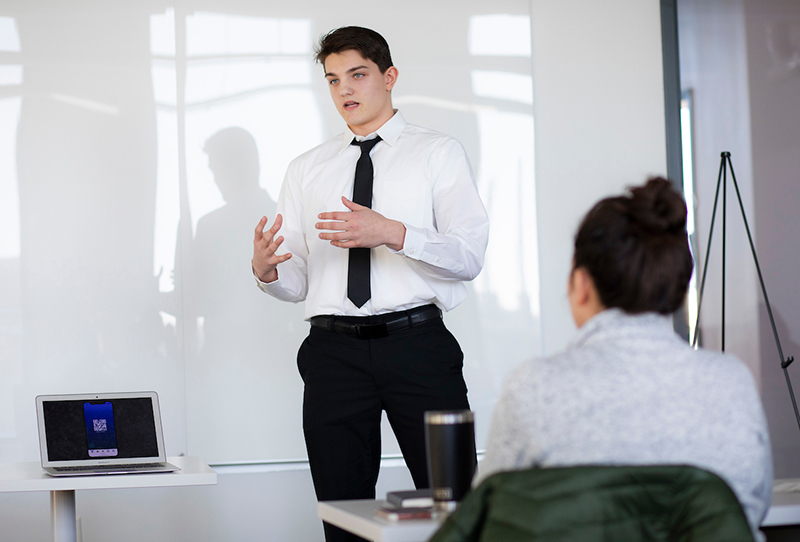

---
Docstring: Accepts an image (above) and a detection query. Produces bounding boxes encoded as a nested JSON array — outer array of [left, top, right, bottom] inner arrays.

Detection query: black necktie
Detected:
[[347, 136, 382, 308]]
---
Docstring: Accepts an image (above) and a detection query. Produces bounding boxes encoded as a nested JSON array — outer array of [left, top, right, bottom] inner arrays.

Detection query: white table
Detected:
[[318, 499, 444, 542], [763, 492, 800, 527], [763, 478, 800, 528], [0, 456, 216, 542], [321, 481, 800, 542]]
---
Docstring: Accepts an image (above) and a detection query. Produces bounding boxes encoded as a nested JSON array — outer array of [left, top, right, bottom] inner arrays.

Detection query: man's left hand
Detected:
[[317, 196, 406, 251]]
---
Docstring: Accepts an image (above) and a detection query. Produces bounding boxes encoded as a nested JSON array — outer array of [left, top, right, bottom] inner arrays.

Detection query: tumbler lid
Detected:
[[424, 410, 474, 425]]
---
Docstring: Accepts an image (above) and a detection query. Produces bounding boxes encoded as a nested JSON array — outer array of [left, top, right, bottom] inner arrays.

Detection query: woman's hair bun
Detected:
[[627, 177, 687, 235], [573, 176, 693, 315]]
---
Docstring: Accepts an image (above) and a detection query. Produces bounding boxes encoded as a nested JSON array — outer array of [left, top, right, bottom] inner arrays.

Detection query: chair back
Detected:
[[429, 464, 754, 542]]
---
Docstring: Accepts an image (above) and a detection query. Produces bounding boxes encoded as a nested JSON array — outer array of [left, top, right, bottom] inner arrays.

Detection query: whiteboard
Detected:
[[0, 0, 542, 464]]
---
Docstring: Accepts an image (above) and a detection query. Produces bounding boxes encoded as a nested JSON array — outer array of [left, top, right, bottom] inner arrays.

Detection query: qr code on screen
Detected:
[[93, 418, 108, 432]]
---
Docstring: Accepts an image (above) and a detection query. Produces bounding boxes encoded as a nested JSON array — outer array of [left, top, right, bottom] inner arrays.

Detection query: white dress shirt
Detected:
[[256, 111, 489, 319]]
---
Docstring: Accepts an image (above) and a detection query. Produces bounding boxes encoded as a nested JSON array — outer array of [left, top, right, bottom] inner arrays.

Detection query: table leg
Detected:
[[51, 490, 77, 542]]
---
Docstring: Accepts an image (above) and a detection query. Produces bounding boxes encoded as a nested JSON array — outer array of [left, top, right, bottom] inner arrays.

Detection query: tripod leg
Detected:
[[727, 155, 788, 363], [722, 156, 727, 351], [692, 155, 726, 348], [726, 153, 800, 433]]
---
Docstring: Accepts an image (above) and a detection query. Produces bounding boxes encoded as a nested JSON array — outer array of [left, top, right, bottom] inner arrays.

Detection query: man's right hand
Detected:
[[252, 214, 292, 283]]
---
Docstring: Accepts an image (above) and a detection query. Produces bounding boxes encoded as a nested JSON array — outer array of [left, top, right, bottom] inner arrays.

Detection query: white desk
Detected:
[[0, 456, 216, 542], [763, 492, 800, 527], [321, 482, 800, 541], [318, 500, 444, 542], [763, 478, 800, 528]]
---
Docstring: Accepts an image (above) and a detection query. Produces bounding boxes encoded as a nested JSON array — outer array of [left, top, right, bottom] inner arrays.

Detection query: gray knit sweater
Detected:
[[477, 308, 773, 540]]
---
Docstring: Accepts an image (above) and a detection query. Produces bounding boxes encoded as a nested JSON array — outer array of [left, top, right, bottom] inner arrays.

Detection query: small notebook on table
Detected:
[[386, 489, 434, 508], [375, 506, 433, 521]]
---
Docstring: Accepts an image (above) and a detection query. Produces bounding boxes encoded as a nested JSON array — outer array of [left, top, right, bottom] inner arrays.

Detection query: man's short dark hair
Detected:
[[315, 26, 394, 73]]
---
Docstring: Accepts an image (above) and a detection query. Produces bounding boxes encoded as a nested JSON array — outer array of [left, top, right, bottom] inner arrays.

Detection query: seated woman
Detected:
[[477, 178, 772, 539]]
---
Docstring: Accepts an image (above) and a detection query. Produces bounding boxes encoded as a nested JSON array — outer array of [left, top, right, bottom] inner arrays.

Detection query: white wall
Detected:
[[0, 1, 668, 540], [531, 0, 667, 354], [743, 0, 800, 479], [677, 0, 761, 389], [0, 0, 542, 467], [678, 0, 800, 481]]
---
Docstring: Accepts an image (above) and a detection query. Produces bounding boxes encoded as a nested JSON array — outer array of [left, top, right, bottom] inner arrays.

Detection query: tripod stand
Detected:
[[691, 151, 800, 433]]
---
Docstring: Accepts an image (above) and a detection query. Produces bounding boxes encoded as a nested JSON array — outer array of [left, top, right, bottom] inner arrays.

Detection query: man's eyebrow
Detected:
[[325, 65, 370, 78]]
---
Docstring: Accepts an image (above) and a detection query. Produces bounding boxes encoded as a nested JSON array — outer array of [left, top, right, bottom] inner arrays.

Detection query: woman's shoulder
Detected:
[[502, 358, 541, 391], [687, 347, 759, 391], [501, 349, 584, 395]]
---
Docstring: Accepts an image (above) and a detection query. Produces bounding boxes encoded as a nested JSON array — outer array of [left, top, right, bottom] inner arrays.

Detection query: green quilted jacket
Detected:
[[429, 465, 755, 542]]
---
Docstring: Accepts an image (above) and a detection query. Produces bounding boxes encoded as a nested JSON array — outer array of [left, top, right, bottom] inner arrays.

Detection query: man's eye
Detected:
[[353, 73, 364, 79], [328, 79, 338, 85]]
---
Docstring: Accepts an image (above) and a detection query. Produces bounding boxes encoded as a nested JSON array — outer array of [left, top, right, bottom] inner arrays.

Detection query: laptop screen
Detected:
[[42, 397, 159, 461]]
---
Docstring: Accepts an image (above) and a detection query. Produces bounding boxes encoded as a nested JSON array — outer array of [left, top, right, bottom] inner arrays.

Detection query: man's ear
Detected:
[[384, 66, 398, 92]]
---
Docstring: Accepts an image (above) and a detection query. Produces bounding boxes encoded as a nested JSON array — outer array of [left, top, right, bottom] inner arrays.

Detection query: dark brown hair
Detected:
[[314, 26, 394, 73], [573, 177, 693, 315]]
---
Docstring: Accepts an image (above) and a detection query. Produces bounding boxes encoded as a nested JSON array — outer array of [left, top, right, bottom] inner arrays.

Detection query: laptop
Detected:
[[36, 391, 180, 476]]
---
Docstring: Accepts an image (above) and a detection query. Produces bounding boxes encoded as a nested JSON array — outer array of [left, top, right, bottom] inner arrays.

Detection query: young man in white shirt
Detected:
[[252, 26, 489, 542]]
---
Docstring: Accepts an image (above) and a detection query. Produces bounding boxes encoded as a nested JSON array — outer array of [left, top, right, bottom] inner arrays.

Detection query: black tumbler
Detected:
[[424, 410, 477, 512]]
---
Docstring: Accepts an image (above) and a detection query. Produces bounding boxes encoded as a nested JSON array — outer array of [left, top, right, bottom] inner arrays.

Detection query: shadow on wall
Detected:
[[14, 6, 175, 405], [179, 126, 305, 462]]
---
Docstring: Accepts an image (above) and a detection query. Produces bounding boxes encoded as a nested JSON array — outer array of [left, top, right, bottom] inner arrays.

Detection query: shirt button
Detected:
[[409, 249, 415, 255], [435, 257, 440, 263]]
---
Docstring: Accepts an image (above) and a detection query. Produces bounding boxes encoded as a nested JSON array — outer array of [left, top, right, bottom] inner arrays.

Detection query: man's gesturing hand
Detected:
[[316, 197, 406, 252], [252, 214, 292, 283]]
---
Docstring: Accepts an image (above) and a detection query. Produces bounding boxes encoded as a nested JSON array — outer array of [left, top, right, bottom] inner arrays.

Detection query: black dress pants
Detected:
[[297, 316, 470, 542]]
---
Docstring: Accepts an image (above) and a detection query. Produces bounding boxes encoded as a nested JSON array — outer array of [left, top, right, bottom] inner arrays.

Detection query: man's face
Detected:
[[324, 49, 398, 136]]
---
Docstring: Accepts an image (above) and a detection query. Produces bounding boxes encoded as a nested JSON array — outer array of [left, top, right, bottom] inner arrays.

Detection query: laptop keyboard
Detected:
[[53, 463, 164, 472]]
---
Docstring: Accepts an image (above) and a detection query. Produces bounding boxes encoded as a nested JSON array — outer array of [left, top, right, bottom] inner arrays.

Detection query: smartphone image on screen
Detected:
[[83, 401, 119, 457]]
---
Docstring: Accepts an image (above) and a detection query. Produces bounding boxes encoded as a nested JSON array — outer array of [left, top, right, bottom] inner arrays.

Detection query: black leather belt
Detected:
[[309, 304, 442, 340]]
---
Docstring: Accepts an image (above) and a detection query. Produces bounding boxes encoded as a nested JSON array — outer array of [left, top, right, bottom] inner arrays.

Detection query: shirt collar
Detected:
[[337, 110, 407, 154], [571, 307, 674, 349]]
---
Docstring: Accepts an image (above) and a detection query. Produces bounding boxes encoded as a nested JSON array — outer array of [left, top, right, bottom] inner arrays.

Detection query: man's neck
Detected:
[[348, 108, 396, 137]]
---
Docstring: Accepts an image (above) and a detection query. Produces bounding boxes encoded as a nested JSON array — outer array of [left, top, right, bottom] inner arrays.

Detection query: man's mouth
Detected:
[[344, 101, 359, 110]]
